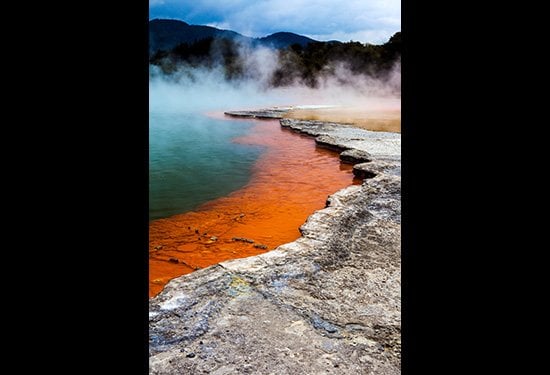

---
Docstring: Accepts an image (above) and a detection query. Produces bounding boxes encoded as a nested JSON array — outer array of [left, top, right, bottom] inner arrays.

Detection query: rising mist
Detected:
[[149, 34, 400, 114]]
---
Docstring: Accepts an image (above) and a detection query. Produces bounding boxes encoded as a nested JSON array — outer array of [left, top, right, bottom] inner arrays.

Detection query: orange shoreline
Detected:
[[149, 115, 361, 297]]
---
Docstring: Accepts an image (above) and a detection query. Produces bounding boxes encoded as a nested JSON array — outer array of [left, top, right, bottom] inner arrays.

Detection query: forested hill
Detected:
[[150, 19, 319, 54], [257, 32, 318, 49], [149, 19, 401, 89], [149, 19, 249, 53]]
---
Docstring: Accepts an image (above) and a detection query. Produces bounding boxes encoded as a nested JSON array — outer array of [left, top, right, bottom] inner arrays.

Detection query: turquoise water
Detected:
[[149, 112, 264, 221]]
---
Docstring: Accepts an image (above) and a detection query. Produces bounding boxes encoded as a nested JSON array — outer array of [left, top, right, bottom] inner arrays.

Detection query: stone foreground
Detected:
[[150, 114, 401, 374]]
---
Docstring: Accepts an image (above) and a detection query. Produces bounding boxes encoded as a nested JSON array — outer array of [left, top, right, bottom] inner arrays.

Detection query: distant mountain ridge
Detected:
[[258, 32, 317, 49], [149, 19, 319, 54]]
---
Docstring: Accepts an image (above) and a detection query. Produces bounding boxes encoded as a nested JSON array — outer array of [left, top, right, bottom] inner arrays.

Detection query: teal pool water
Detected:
[[149, 112, 264, 221]]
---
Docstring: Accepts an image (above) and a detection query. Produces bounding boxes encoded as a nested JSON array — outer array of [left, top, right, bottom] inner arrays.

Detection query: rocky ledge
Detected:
[[150, 112, 401, 374], [224, 107, 291, 119]]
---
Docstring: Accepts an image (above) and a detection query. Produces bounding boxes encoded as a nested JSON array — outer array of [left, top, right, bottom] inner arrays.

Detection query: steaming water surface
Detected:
[[149, 111, 264, 220]]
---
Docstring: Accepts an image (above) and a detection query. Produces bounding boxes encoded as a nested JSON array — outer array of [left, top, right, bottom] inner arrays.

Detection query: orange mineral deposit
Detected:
[[149, 116, 360, 297]]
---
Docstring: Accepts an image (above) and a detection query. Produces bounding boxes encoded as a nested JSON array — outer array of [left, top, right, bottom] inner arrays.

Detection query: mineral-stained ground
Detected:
[[150, 112, 401, 374]]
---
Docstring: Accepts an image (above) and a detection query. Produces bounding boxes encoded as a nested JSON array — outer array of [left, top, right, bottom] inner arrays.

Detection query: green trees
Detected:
[[149, 32, 401, 87]]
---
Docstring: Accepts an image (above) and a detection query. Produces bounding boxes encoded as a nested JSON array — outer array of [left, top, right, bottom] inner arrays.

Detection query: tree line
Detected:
[[150, 32, 401, 88]]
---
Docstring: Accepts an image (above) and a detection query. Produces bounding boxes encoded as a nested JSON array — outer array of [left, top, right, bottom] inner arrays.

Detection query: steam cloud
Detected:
[[149, 39, 400, 114]]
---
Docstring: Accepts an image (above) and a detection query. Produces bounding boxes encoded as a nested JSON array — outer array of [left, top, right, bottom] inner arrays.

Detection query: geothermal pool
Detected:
[[149, 112, 360, 297], [149, 112, 264, 220]]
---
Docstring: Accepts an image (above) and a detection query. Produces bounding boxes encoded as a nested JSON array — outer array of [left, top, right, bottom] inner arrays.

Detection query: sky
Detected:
[[149, 0, 400, 45]]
